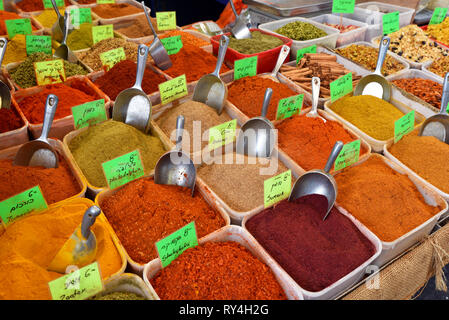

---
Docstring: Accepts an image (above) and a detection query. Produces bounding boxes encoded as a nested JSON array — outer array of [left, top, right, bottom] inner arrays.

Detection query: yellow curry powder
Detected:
[[35, 9, 65, 29], [3, 34, 27, 65]]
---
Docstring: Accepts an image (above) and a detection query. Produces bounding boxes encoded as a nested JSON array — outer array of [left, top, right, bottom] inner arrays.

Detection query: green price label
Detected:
[[92, 25, 113, 44], [70, 8, 92, 27], [330, 72, 352, 102], [96, 0, 114, 3], [158, 74, 188, 105], [234, 56, 258, 80], [26, 35, 51, 55], [276, 94, 304, 120], [48, 262, 103, 300], [100, 47, 126, 71], [156, 221, 198, 268], [296, 45, 317, 64], [446, 102, 449, 114], [156, 11, 177, 31], [334, 140, 361, 171], [160, 36, 183, 55], [5, 19, 32, 39], [382, 11, 400, 35], [43, 0, 63, 8], [394, 110, 415, 143], [72, 99, 107, 129], [102, 150, 145, 190], [429, 7, 448, 25], [332, 0, 355, 14], [209, 119, 237, 150], [264, 170, 291, 208], [34, 59, 66, 86], [0, 186, 47, 226], [0, 0, 4, 11]]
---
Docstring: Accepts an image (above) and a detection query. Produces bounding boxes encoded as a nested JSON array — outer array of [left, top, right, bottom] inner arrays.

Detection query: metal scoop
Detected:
[[306, 77, 326, 122], [229, 0, 252, 39], [354, 36, 391, 101], [50, 0, 64, 43], [54, 10, 77, 63], [192, 35, 229, 114], [236, 88, 275, 158], [419, 72, 449, 144], [142, 1, 172, 70], [154, 115, 196, 196], [0, 38, 11, 110], [13, 94, 59, 169], [259, 45, 290, 83], [113, 44, 152, 133], [289, 141, 343, 221], [47, 206, 101, 273]]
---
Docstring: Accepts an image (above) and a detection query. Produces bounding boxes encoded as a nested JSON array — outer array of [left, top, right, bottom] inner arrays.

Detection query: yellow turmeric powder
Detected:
[[35, 8, 65, 29], [3, 34, 27, 65], [0, 198, 123, 300]]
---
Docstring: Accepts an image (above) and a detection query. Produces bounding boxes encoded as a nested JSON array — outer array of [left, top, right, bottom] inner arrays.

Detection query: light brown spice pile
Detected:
[[116, 15, 161, 38]]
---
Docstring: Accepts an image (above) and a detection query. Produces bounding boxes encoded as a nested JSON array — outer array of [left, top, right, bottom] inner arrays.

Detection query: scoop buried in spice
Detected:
[[53, 10, 77, 64], [259, 45, 290, 83], [419, 72, 449, 144], [154, 115, 196, 196], [306, 77, 326, 122], [229, 0, 251, 40], [113, 44, 152, 133], [14, 94, 59, 169], [236, 88, 276, 158], [141, 1, 172, 70], [50, 0, 65, 43], [47, 205, 101, 273], [192, 35, 229, 114], [354, 36, 391, 101], [0, 38, 11, 110], [289, 141, 343, 221]]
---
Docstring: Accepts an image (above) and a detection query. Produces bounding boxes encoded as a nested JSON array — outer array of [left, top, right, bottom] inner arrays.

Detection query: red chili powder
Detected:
[[94, 60, 167, 100], [0, 107, 23, 133], [91, 3, 141, 19], [16, 80, 97, 124], [0, 11, 37, 34], [246, 194, 376, 292], [16, 0, 70, 12]]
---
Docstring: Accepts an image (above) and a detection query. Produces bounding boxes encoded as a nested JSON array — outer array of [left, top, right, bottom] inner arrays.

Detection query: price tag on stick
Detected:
[[334, 140, 361, 171], [92, 25, 113, 44], [5, 19, 32, 39], [160, 36, 183, 55], [394, 110, 415, 143], [156, 11, 177, 31], [0, 0, 4, 11], [100, 47, 126, 71], [429, 7, 448, 25], [234, 56, 258, 80], [264, 170, 292, 208], [102, 150, 145, 190], [70, 8, 92, 27], [208, 119, 237, 150], [26, 35, 51, 55], [330, 72, 352, 102], [296, 45, 317, 65], [34, 59, 66, 86], [382, 11, 400, 35], [72, 99, 107, 129], [43, 0, 63, 8], [276, 94, 304, 120], [332, 0, 355, 14], [158, 74, 188, 105]]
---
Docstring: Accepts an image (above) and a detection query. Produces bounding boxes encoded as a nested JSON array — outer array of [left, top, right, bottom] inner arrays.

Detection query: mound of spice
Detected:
[[336, 44, 405, 76], [0, 11, 37, 35], [392, 78, 442, 110], [428, 55, 449, 78], [91, 3, 141, 19], [91, 292, 145, 300], [161, 43, 230, 83], [228, 30, 283, 54], [246, 194, 376, 292], [9, 52, 88, 88], [116, 15, 162, 39], [389, 130, 449, 193], [34, 8, 65, 29], [0, 199, 122, 300], [0, 153, 80, 204], [100, 177, 226, 264], [280, 53, 361, 99], [227, 76, 298, 120], [155, 100, 234, 154], [158, 30, 209, 48], [150, 242, 287, 300], [325, 23, 358, 33], [3, 34, 27, 65], [75, 0, 95, 4], [68, 120, 166, 188], [426, 17, 449, 46], [329, 95, 409, 141], [16, 0, 69, 12], [276, 114, 368, 171], [77, 38, 138, 71], [275, 21, 327, 41], [67, 23, 93, 51], [0, 107, 24, 133], [94, 60, 166, 100], [16, 81, 96, 124], [198, 152, 289, 212], [335, 156, 442, 242]]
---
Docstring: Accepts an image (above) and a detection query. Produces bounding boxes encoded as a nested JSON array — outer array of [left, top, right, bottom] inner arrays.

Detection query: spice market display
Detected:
[[1, 0, 449, 304]]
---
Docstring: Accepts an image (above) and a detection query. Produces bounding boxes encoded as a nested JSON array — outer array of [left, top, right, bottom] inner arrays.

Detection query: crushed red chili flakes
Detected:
[[100, 177, 226, 264], [150, 242, 287, 300]]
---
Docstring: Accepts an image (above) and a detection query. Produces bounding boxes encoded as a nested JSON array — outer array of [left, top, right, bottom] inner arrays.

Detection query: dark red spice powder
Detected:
[[16, 0, 71, 12], [0, 106, 23, 133], [246, 194, 376, 292]]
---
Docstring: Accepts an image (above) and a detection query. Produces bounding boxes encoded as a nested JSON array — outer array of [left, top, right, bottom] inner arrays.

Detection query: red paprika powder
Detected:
[[91, 3, 141, 19], [16, 0, 70, 12], [246, 194, 376, 292], [0, 107, 23, 133], [94, 60, 167, 101], [150, 242, 287, 300]]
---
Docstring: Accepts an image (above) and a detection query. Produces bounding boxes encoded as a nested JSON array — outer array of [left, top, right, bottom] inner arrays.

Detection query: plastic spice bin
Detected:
[[422, 59, 446, 81], [210, 28, 292, 74], [310, 14, 368, 48], [0, 97, 28, 150], [258, 17, 339, 60], [95, 175, 231, 275], [143, 225, 304, 300], [241, 203, 382, 300]]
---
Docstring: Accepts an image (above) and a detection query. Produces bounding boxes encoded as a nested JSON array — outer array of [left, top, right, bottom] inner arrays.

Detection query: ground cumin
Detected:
[[91, 3, 141, 19], [334, 156, 442, 242]]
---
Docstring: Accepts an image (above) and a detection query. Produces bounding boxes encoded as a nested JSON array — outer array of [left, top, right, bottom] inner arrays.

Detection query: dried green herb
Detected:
[[275, 21, 327, 41]]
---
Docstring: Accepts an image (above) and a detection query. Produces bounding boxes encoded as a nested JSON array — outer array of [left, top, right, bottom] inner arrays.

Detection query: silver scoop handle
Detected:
[[142, 1, 159, 41], [310, 77, 321, 117], [213, 35, 229, 77], [270, 45, 290, 78], [229, 0, 239, 18], [374, 36, 390, 75], [261, 88, 273, 118], [0, 38, 7, 66], [50, 0, 62, 19], [38, 94, 58, 143], [81, 206, 101, 239], [175, 115, 185, 151], [440, 72, 449, 115], [324, 141, 344, 173], [60, 10, 69, 46], [133, 44, 149, 90]]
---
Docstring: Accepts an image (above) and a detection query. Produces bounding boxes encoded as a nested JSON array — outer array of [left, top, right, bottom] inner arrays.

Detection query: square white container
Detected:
[[242, 202, 382, 300], [258, 17, 340, 60], [422, 59, 446, 81], [143, 225, 304, 300], [310, 14, 368, 47]]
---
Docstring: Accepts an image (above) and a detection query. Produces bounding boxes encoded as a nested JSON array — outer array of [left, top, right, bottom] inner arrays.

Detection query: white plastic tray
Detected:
[[422, 59, 446, 81]]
